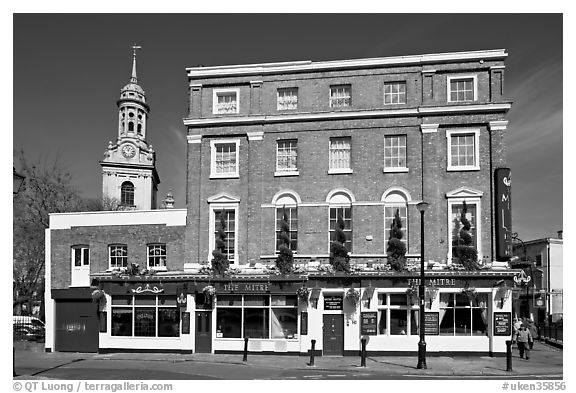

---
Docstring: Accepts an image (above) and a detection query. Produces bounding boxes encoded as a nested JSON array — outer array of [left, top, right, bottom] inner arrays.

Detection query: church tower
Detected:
[[100, 45, 160, 210]]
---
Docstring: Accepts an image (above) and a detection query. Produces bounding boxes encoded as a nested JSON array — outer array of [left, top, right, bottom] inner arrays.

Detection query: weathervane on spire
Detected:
[[130, 44, 142, 83]]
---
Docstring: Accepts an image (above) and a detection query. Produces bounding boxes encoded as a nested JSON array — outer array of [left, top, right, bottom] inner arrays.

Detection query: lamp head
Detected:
[[416, 201, 429, 213]]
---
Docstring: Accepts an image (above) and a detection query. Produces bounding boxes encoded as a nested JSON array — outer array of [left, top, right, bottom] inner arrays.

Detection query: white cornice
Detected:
[[247, 131, 264, 141], [183, 103, 511, 127], [186, 49, 508, 78], [49, 209, 187, 229], [489, 120, 509, 131], [421, 123, 439, 133], [187, 135, 202, 144]]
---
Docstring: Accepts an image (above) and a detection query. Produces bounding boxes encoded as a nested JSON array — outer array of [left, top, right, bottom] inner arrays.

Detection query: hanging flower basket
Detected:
[[203, 285, 217, 306], [345, 288, 360, 308], [462, 287, 478, 305], [296, 287, 310, 303], [406, 286, 419, 305], [91, 289, 106, 303]]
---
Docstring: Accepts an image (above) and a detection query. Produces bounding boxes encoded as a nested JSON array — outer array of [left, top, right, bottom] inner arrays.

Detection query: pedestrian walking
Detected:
[[528, 322, 538, 349], [514, 324, 533, 360], [513, 318, 522, 336]]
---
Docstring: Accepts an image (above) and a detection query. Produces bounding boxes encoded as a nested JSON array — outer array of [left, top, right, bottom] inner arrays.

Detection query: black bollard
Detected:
[[505, 340, 513, 372], [243, 337, 248, 362], [360, 338, 367, 367], [309, 339, 316, 366]]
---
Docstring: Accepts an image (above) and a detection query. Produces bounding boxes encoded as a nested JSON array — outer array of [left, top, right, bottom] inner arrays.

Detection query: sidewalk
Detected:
[[14, 340, 562, 379]]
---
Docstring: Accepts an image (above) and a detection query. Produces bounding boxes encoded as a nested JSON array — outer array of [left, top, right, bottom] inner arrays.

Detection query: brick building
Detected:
[[46, 49, 521, 356]]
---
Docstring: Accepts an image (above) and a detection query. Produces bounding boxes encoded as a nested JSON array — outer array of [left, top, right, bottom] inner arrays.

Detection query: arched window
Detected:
[[137, 124, 142, 134], [128, 122, 134, 132], [120, 181, 135, 206], [383, 189, 410, 248], [275, 194, 298, 253], [328, 190, 353, 252]]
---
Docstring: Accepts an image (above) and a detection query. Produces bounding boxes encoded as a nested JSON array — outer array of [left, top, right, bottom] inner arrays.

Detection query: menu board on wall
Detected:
[[324, 296, 343, 310], [424, 312, 439, 335], [182, 312, 190, 335], [301, 312, 308, 336], [360, 312, 378, 335], [494, 312, 512, 336]]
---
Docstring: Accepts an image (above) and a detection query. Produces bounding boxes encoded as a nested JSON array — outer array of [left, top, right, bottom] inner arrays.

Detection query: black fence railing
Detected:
[[538, 325, 563, 343]]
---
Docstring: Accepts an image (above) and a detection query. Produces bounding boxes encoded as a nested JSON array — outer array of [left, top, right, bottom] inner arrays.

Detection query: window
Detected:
[[147, 244, 166, 269], [446, 187, 483, 263], [384, 82, 407, 104], [330, 206, 352, 252], [276, 140, 298, 174], [277, 88, 298, 111], [213, 88, 240, 114], [448, 75, 477, 102], [377, 293, 420, 336], [384, 135, 407, 172], [329, 85, 351, 108], [213, 209, 236, 263], [120, 181, 135, 206], [439, 292, 488, 336], [109, 245, 127, 269], [111, 295, 179, 337], [446, 129, 480, 171], [383, 188, 411, 249], [216, 295, 298, 339], [276, 206, 298, 252], [72, 246, 89, 267], [535, 254, 542, 267], [451, 203, 478, 249], [329, 137, 352, 173], [210, 139, 240, 178]]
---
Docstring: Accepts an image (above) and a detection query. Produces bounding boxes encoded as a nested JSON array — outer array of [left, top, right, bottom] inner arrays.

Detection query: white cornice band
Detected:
[[183, 103, 511, 127], [247, 131, 264, 141], [187, 135, 202, 144], [186, 49, 508, 78], [421, 124, 439, 133], [488, 120, 509, 131]]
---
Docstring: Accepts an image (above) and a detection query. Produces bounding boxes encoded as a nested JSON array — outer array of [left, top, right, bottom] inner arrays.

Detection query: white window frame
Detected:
[[71, 245, 90, 287], [109, 244, 128, 269], [147, 244, 167, 271], [274, 193, 299, 253], [275, 139, 299, 176], [328, 137, 353, 174], [446, 129, 480, 171], [212, 87, 240, 115], [210, 138, 240, 179], [383, 81, 407, 105], [277, 87, 298, 111], [376, 291, 420, 336], [209, 202, 239, 265], [327, 190, 354, 253], [446, 194, 482, 264], [329, 84, 352, 108], [383, 134, 408, 173], [447, 74, 478, 103]]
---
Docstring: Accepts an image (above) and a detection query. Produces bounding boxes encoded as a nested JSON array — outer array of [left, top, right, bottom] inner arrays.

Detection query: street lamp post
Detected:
[[416, 201, 429, 370]]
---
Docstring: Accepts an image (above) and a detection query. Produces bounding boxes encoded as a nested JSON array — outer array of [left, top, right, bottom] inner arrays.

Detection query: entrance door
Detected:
[[195, 311, 212, 353], [323, 314, 344, 356], [55, 300, 99, 352], [71, 246, 90, 287]]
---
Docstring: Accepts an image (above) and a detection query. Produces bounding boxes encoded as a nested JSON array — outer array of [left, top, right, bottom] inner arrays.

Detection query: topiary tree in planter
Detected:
[[275, 206, 294, 274], [211, 211, 230, 275], [387, 209, 407, 271], [452, 201, 480, 270], [330, 212, 351, 273]]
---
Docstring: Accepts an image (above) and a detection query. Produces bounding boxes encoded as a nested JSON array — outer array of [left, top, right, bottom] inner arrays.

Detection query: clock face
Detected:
[[122, 144, 136, 158]]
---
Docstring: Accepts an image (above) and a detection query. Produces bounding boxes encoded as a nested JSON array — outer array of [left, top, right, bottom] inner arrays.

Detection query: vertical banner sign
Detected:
[[181, 312, 190, 334], [300, 312, 308, 335], [98, 311, 107, 333], [495, 168, 512, 260], [176, 284, 187, 309]]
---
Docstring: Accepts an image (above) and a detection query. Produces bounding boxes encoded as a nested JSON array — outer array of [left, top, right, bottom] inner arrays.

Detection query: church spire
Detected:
[[131, 44, 141, 84]]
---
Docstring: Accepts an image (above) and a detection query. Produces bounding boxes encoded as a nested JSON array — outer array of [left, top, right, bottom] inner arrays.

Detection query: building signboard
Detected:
[[182, 312, 190, 334], [494, 312, 512, 336], [495, 168, 513, 260], [424, 312, 439, 335], [360, 312, 378, 335], [324, 295, 343, 310], [301, 312, 308, 335]]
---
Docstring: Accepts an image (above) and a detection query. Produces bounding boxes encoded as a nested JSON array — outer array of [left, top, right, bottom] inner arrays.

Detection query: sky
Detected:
[[12, 13, 563, 242]]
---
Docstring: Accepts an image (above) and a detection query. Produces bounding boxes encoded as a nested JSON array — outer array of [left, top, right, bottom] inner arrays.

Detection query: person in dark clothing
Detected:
[[528, 322, 538, 349], [514, 324, 533, 360]]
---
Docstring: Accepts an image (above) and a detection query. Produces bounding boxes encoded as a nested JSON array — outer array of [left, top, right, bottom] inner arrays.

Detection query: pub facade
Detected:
[[45, 48, 518, 355]]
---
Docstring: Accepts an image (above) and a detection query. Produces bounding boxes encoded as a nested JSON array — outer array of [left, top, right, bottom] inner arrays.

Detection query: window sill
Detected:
[[447, 166, 480, 172], [383, 167, 409, 173], [149, 266, 167, 272], [274, 171, 299, 177], [210, 173, 240, 179], [328, 169, 353, 175]]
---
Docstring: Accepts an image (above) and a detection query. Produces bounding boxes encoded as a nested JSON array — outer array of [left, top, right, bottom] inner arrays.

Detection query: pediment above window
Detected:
[[207, 192, 241, 204], [445, 187, 484, 199]]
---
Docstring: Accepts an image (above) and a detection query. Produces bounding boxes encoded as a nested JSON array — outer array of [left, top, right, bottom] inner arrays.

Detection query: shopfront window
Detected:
[[111, 295, 179, 337], [377, 293, 419, 335], [439, 292, 488, 336], [216, 294, 298, 339]]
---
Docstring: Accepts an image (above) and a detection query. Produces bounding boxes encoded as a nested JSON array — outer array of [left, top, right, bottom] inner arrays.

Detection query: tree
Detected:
[[82, 196, 123, 211], [275, 206, 294, 274], [329, 212, 350, 273], [13, 151, 85, 318], [211, 211, 230, 275], [387, 209, 407, 271], [452, 201, 480, 270]]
